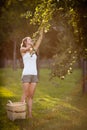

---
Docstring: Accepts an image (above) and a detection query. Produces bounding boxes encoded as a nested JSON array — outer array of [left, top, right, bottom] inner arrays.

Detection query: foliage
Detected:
[[21, 0, 55, 40], [49, 7, 80, 79], [49, 0, 87, 79]]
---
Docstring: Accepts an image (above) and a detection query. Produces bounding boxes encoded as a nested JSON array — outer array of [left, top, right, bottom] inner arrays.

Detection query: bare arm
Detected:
[[20, 46, 30, 54], [34, 28, 44, 51]]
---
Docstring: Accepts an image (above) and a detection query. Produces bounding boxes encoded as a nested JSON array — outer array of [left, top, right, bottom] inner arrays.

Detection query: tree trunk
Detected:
[[83, 59, 87, 93], [13, 41, 17, 70]]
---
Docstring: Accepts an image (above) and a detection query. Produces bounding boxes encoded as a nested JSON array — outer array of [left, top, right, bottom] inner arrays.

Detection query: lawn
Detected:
[[0, 67, 87, 130]]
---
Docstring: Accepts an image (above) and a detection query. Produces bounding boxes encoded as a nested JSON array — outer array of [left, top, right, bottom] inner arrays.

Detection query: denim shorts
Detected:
[[21, 75, 38, 83]]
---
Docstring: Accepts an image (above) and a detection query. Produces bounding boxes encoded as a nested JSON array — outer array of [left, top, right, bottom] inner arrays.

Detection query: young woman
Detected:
[[20, 29, 44, 118]]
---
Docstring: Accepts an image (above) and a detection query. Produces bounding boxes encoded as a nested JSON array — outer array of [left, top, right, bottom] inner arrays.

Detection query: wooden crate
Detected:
[[6, 101, 26, 121]]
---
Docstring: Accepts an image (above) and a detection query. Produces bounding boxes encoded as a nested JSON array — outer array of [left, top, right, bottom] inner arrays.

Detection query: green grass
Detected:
[[0, 67, 87, 130]]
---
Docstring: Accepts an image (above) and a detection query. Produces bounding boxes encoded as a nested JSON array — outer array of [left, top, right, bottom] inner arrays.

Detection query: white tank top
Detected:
[[22, 52, 37, 76]]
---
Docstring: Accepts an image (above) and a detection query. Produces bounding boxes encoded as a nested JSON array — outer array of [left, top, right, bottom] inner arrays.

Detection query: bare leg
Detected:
[[21, 83, 30, 102], [27, 83, 37, 118]]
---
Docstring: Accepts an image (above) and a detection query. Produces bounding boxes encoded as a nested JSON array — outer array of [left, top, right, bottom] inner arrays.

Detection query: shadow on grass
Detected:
[[15, 118, 39, 130]]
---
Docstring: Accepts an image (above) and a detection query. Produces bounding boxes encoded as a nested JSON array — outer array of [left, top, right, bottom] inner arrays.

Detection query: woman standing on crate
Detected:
[[20, 28, 44, 118]]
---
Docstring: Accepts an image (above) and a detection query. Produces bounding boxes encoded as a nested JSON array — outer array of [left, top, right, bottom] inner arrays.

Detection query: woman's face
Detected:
[[25, 37, 32, 47], [27, 37, 32, 44]]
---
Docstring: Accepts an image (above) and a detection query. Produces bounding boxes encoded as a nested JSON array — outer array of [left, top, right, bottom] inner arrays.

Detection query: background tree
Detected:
[[0, 0, 37, 67], [49, 0, 87, 79]]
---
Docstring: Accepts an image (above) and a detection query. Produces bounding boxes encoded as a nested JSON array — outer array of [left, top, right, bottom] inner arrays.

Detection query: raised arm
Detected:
[[20, 46, 30, 54], [34, 28, 44, 51]]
